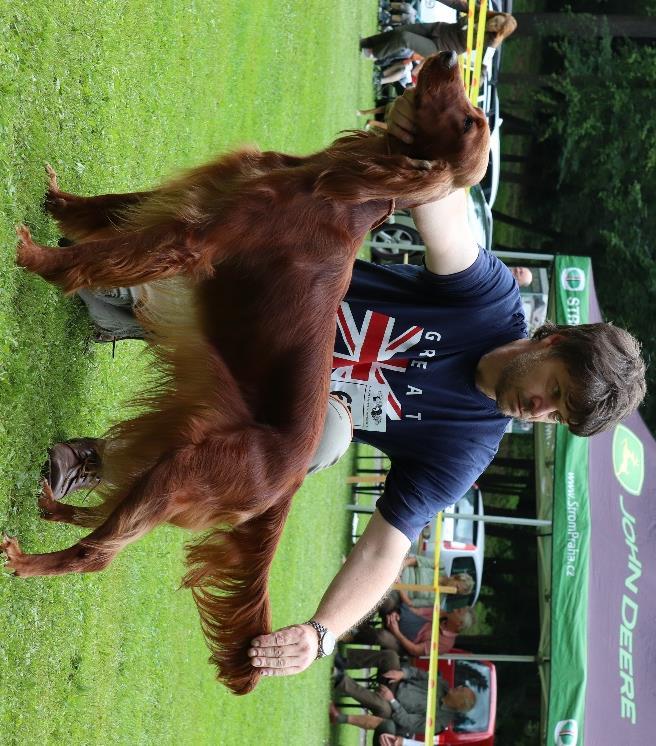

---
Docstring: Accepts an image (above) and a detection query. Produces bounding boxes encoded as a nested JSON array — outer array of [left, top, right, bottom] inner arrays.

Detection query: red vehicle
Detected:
[[408, 654, 496, 745]]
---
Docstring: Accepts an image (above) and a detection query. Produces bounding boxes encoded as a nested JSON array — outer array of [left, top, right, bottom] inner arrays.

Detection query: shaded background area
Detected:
[[493, 0, 656, 428]]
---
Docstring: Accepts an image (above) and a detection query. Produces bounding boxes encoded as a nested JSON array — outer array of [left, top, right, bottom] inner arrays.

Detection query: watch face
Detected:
[[322, 630, 336, 656]]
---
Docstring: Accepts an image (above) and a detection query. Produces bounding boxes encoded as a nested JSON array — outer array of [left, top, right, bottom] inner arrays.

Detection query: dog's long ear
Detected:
[[314, 152, 454, 205]]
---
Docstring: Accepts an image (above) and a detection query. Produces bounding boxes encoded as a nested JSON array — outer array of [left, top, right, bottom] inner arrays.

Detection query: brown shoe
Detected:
[[43, 438, 102, 500], [329, 702, 343, 725]]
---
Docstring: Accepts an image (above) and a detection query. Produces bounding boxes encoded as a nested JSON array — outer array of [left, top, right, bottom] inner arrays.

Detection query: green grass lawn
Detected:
[[0, 2, 376, 744]]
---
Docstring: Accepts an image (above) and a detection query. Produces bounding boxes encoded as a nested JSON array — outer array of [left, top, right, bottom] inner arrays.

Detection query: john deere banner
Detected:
[[547, 256, 591, 744], [547, 256, 656, 745], [582, 282, 656, 744]]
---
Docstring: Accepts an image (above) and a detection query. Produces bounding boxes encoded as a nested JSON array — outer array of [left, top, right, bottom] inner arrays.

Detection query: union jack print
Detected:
[[332, 302, 424, 419]]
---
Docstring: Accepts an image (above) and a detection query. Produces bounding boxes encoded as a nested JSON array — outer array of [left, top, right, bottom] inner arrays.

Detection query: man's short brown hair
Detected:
[[532, 321, 646, 437]]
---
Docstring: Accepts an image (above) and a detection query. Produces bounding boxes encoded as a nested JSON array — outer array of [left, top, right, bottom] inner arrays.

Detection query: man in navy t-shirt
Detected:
[[333, 251, 526, 541]]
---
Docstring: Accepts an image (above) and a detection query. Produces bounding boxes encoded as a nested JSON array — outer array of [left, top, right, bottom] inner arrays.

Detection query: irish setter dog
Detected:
[[3, 52, 489, 694]]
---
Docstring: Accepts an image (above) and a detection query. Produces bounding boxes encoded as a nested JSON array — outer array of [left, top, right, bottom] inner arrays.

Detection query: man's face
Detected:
[[443, 685, 476, 712], [450, 606, 470, 631], [495, 343, 573, 426], [509, 266, 533, 287]]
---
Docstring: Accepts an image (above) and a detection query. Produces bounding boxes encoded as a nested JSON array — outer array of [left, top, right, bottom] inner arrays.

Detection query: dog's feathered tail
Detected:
[[182, 496, 294, 695]]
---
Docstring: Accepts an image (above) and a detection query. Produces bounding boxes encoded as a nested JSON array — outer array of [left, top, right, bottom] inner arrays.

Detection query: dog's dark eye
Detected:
[[463, 116, 475, 133]]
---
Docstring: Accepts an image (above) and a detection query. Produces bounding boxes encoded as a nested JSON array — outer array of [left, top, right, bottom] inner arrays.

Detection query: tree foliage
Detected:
[[533, 22, 656, 425]]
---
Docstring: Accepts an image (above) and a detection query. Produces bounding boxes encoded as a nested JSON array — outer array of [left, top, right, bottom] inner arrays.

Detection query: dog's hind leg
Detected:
[[1, 449, 189, 577], [1, 420, 265, 577], [44, 164, 152, 240], [37, 484, 112, 529], [16, 222, 198, 293]]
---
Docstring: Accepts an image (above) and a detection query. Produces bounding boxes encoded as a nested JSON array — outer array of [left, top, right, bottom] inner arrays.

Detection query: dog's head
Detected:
[[315, 51, 490, 208], [405, 51, 490, 187]]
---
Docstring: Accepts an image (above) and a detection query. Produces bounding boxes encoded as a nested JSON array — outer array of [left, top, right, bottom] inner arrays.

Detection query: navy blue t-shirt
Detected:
[[331, 249, 527, 540]]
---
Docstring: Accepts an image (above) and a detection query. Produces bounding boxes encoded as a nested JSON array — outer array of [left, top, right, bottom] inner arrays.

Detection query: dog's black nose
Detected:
[[439, 51, 458, 69]]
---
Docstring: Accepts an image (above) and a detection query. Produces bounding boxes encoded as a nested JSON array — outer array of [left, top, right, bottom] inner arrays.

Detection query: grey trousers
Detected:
[[335, 649, 402, 717], [77, 287, 145, 339], [335, 650, 402, 741], [360, 21, 467, 60]]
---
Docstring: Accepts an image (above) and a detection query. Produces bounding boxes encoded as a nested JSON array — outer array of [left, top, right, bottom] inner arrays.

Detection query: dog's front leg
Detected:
[[2, 453, 184, 577], [1, 534, 114, 576]]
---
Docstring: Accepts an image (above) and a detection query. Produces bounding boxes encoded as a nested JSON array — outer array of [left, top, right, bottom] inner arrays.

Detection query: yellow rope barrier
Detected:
[[423, 511, 443, 745], [461, 1, 488, 202], [469, 0, 489, 105], [392, 581, 457, 595], [463, 0, 476, 93]]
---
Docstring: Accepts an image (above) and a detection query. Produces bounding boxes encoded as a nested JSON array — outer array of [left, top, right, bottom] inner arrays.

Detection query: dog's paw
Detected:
[[45, 163, 59, 192], [15, 225, 55, 276], [1, 533, 28, 576], [37, 482, 73, 523], [43, 165, 68, 216], [15, 224, 39, 269], [38, 483, 60, 521], [15, 224, 35, 264], [16, 223, 33, 245]]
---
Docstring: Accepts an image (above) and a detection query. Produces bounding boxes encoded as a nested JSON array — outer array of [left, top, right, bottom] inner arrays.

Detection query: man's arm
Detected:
[[392, 631, 426, 657], [387, 89, 479, 275], [388, 699, 426, 734], [411, 190, 478, 275], [379, 683, 426, 734], [248, 510, 410, 676], [386, 614, 425, 658]]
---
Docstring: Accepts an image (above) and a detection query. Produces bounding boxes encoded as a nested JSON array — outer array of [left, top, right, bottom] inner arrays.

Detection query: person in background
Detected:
[[396, 553, 474, 607], [331, 658, 476, 743], [346, 600, 474, 658], [387, 2, 418, 25], [509, 265, 533, 288], [360, 12, 517, 62]]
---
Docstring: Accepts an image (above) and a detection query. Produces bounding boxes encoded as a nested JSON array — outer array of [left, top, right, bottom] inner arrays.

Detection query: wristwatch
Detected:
[[305, 619, 336, 658]]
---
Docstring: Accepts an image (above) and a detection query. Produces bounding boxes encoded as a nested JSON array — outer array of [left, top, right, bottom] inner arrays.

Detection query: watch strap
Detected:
[[305, 619, 329, 659]]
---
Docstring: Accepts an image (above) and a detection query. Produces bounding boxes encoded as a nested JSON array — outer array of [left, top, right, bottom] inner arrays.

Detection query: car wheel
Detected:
[[370, 224, 423, 263]]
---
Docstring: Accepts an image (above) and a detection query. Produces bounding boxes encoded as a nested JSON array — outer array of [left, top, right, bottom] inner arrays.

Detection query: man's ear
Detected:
[[542, 333, 564, 348]]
